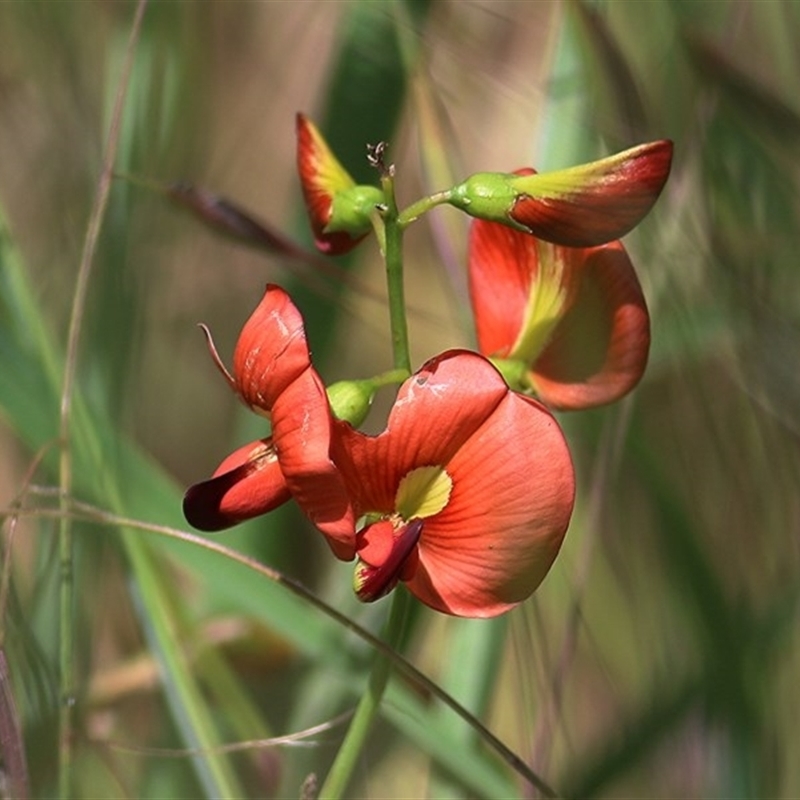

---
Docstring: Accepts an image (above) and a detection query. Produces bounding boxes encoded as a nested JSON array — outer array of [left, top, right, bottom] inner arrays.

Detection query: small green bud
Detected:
[[326, 378, 376, 427], [326, 185, 385, 237]]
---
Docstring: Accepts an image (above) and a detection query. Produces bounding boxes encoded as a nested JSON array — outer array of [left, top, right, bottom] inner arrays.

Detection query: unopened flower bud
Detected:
[[296, 113, 384, 254], [449, 140, 673, 247]]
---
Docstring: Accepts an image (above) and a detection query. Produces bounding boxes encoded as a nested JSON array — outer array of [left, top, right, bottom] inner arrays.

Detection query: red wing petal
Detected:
[[183, 439, 290, 532], [271, 367, 356, 560], [531, 240, 650, 409]]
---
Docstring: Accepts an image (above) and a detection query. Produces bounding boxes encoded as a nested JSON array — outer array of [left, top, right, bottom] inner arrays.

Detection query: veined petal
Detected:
[[508, 140, 673, 247], [296, 112, 370, 255], [530, 240, 650, 409], [332, 351, 508, 515], [468, 213, 582, 363], [406, 391, 575, 617], [468, 216, 535, 359], [232, 285, 312, 413], [271, 366, 356, 560], [183, 438, 290, 531]]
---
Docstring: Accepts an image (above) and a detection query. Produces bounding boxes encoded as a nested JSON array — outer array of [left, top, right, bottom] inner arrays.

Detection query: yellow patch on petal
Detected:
[[395, 466, 452, 521], [510, 241, 570, 364]]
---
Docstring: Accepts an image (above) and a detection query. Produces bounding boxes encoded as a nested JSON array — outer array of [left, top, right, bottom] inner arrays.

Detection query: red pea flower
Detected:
[[331, 350, 575, 618], [183, 284, 356, 559], [449, 140, 673, 247], [296, 113, 384, 255], [184, 290, 574, 617], [468, 177, 650, 411]]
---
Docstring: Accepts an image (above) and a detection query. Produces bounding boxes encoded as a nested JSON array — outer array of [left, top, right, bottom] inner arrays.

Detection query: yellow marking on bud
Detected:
[[395, 465, 452, 521], [307, 121, 356, 196]]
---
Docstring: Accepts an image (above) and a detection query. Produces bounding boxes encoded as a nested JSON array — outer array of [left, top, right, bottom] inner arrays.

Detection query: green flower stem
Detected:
[[319, 159, 419, 800], [380, 169, 412, 375], [318, 588, 412, 800], [372, 367, 410, 388], [489, 357, 531, 394], [397, 188, 454, 229]]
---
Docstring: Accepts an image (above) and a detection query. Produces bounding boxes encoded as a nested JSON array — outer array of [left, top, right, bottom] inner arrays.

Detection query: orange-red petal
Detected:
[[354, 519, 424, 602], [530, 240, 650, 409], [232, 285, 312, 413], [406, 389, 574, 616], [296, 112, 368, 255], [468, 214, 582, 361], [332, 351, 508, 516], [468, 216, 536, 359], [183, 438, 290, 531], [270, 366, 356, 560], [509, 140, 673, 247]]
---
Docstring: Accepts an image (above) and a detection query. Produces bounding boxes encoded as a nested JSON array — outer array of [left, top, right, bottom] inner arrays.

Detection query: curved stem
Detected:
[[372, 367, 411, 388], [398, 188, 454, 229], [318, 589, 412, 800]]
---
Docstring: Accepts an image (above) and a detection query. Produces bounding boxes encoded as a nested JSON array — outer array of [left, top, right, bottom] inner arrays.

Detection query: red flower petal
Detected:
[[530, 240, 650, 409], [468, 216, 535, 359], [468, 214, 582, 361], [183, 439, 290, 531], [509, 140, 673, 247], [406, 390, 574, 617], [332, 351, 508, 516], [232, 285, 312, 413], [354, 519, 424, 602], [296, 112, 368, 255], [271, 366, 356, 560]]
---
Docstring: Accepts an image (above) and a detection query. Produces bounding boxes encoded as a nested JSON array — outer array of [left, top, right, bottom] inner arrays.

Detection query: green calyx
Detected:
[[448, 172, 526, 229], [326, 185, 386, 236], [326, 378, 377, 427], [489, 357, 530, 394]]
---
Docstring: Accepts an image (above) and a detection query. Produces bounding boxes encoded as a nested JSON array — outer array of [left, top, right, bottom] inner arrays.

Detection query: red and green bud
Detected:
[[449, 140, 673, 247], [296, 113, 384, 254]]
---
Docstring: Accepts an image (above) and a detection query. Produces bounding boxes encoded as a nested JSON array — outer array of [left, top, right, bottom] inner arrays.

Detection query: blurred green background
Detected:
[[1, 1, 798, 798]]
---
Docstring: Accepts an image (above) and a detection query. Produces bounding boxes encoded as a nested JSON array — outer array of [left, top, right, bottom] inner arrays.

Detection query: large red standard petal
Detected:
[[271, 366, 356, 560], [531, 240, 650, 409], [332, 351, 508, 516], [232, 285, 313, 413], [183, 438, 291, 532], [406, 390, 575, 617]]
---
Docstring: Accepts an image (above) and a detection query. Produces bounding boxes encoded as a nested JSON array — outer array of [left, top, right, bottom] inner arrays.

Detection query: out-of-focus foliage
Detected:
[[0, 2, 798, 798]]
